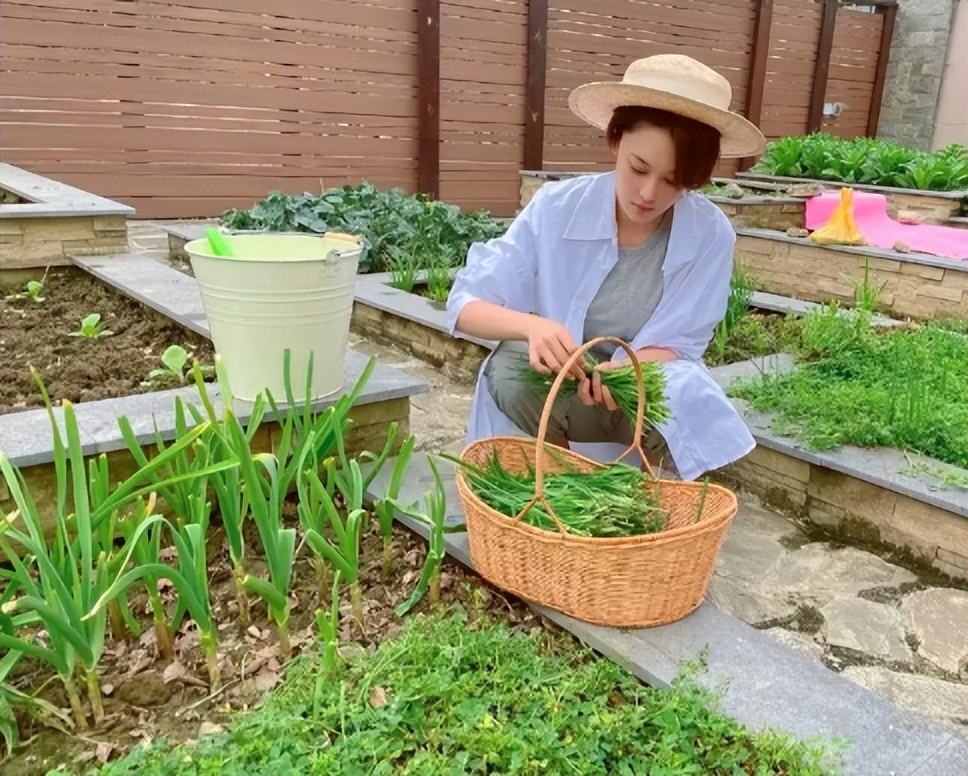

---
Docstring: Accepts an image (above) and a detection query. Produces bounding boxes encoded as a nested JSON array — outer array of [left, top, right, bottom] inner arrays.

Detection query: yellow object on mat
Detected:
[[808, 187, 866, 246]]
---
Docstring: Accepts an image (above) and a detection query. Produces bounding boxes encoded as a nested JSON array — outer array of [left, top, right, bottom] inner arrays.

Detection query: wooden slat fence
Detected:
[[542, 0, 759, 177], [822, 5, 884, 138], [0, 0, 894, 219], [0, 0, 420, 218], [439, 0, 528, 214]]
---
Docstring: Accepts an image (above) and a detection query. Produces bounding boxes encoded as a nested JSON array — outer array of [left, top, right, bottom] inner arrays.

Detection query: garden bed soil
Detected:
[[0, 268, 214, 414], [4, 519, 541, 776]]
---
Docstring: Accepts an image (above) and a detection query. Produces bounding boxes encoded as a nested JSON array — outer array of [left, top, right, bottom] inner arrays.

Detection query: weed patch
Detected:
[[87, 609, 839, 776], [731, 307, 968, 467]]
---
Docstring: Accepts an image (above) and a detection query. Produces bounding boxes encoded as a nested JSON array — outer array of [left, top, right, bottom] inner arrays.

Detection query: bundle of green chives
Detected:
[[451, 452, 669, 538], [519, 352, 671, 430]]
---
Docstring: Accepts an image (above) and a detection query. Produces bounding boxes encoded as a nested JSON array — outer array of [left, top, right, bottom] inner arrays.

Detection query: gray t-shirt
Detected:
[[583, 214, 671, 361]]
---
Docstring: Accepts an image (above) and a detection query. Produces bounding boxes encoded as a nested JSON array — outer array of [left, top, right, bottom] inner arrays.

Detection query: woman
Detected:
[[446, 54, 767, 481]]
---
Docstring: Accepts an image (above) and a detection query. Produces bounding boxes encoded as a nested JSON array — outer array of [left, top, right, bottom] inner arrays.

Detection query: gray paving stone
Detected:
[[911, 736, 968, 776], [0, 403, 97, 463], [822, 598, 912, 661], [71, 253, 210, 337], [761, 543, 918, 606], [707, 575, 797, 625], [762, 627, 826, 660], [366, 454, 968, 776], [842, 666, 968, 741], [901, 589, 968, 675], [715, 520, 790, 580], [3, 350, 425, 467], [0, 162, 134, 218]]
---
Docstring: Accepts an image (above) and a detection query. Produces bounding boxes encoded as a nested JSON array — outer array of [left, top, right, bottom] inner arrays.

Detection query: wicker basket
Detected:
[[456, 336, 738, 628]]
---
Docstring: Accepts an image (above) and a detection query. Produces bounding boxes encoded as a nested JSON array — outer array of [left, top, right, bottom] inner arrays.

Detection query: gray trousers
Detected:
[[484, 340, 674, 471]]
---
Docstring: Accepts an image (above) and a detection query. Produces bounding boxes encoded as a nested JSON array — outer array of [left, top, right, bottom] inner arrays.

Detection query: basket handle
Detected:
[[512, 336, 656, 534]]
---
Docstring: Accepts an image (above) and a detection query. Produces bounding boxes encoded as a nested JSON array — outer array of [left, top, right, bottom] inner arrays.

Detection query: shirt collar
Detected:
[[563, 172, 617, 241], [562, 172, 704, 274]]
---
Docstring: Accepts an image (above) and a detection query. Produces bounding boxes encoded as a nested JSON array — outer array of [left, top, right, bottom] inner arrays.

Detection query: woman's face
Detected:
[[612, 124, 684, 236]]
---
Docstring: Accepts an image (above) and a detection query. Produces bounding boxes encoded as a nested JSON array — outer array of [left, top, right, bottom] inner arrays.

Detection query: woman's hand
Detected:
[[577, 368, 618, 411], [525, 316, 585, 379], [577, 346, 676, 411]]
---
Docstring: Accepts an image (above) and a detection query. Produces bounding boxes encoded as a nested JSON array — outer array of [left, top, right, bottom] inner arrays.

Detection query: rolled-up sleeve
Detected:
[[446, 188, 545, 335]]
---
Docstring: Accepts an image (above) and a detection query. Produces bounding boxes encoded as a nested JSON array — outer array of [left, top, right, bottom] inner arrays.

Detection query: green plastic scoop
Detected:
[[206, 227, 234, 257]]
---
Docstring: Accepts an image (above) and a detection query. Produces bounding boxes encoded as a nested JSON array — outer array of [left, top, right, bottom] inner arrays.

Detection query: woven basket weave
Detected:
[[456, 336, 738, 628]]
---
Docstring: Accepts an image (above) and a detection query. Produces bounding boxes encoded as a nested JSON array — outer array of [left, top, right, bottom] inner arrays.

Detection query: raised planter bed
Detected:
[[0, 253, 427, 532], [736, 228, 967, 321], [0, 163, 133, 279], [349, 274, 968, 579], [736, 171, 966, 225]]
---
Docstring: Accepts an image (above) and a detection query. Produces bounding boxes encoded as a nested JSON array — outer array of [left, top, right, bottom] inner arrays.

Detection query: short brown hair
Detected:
[[606, 106, 721, 189]]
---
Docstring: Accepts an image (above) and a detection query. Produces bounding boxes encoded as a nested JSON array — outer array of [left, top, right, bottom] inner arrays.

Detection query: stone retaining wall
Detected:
[[352, 301, 489, 376], [1, 396, 410, 537], [714, 200, 805, 231], [737, 232, 967, 320], [877, 0, 959, 151], [721, 445, 968, 580], [0, 215, 129, 270]]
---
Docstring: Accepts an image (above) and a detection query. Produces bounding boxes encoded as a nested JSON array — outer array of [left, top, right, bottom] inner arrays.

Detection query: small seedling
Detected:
[[146, 345, 211, 384], [69, 313, 113, 339], [25, 280, 45, 303]]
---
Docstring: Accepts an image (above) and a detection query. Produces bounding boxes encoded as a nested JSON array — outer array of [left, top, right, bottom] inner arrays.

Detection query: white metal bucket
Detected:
[[185, 232, 362, 402]]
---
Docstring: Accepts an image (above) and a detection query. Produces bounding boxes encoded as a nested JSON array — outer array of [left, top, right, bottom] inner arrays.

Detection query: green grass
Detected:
[[730, 307, 968, 468], [81, 609, 838, 776]]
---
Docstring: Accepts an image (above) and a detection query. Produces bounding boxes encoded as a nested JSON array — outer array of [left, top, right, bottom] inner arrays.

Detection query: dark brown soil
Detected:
[[0, 268, 214, 414], [4, 516, 539, 775]]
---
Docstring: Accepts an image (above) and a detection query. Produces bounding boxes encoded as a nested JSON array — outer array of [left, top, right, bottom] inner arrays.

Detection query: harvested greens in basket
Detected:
[[521, 352, 671, 429], [450, 451, 669, 538]]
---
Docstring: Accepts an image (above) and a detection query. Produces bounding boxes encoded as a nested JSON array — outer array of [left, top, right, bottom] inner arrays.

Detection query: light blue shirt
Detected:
[[446, 171, 755, 480]]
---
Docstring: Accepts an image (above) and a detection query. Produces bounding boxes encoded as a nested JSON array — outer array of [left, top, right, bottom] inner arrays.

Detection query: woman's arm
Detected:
[[454, 300, 535, 341], [457, 301, 585, 378]]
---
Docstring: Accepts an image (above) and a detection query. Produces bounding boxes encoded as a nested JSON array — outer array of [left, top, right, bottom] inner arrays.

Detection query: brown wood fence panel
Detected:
[[439, 0, 528, 216], [759, 0, 824, 139], [0, 0, 421, 219], [822, 5, 882, 138], [542, 0, 758, 177]]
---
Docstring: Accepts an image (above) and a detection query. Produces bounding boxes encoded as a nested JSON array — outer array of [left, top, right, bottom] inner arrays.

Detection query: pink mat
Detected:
[[805, 190, 968, 261]]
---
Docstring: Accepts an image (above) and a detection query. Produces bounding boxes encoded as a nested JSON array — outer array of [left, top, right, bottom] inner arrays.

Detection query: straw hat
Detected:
[[568, 54, 766, 158]]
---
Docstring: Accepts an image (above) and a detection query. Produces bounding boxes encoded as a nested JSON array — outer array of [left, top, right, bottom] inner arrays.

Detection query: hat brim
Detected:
[[568, 81, 766, 159]]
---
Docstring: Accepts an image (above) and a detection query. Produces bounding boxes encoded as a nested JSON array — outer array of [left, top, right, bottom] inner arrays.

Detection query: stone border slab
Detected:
[[736, 170, 968, 202], [73, 252, 210, 337], [0, 348, 425, 469], [364, 453, 968, 776], [0, 163, 134, 219], [737, 226, 967, 272]]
